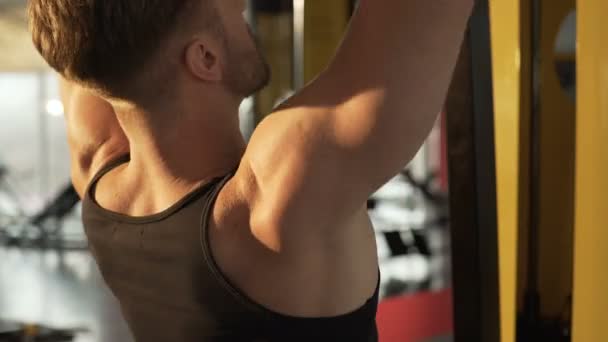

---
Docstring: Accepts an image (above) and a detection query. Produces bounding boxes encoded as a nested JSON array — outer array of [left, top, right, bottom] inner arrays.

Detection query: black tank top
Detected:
[[82, 155, 380, 342]]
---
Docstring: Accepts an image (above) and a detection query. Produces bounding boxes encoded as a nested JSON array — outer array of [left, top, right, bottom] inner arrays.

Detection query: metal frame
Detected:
[[292, 0, 305, 90], [446, 0, 501, 341]]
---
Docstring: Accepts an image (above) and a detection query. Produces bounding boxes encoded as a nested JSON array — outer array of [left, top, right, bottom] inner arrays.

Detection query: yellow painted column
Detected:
[[303, 0, 350, 82], [572, 0, 608, 341], [489, 1, 523, 341], [254, 9, 293, 120]]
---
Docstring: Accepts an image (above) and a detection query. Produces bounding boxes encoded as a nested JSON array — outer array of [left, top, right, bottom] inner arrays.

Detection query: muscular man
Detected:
[[29, 1, 473, 340]]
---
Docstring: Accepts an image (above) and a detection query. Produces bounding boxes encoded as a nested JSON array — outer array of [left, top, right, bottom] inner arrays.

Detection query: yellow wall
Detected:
[[572, 0, 608, 340], [489, 1, 522, 341]]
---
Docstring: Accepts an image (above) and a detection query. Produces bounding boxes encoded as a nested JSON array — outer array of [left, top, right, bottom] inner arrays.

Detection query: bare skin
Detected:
[[64, 0, 473, 318], [60, 80, 129, 198]]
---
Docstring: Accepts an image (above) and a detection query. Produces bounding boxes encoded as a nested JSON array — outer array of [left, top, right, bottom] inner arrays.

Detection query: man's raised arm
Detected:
[[60, 79, 129, 197], [242, 0, 474, 230]]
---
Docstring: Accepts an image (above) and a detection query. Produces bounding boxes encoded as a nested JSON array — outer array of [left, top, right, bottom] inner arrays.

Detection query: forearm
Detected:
[[323, 0, 474, 187], [329, 0, 474, 93]]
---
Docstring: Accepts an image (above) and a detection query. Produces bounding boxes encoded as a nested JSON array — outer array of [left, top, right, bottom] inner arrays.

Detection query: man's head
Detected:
[[28, 0, 270, 105]]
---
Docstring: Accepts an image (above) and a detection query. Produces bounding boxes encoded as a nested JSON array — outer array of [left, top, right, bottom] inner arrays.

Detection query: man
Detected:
[[28, 0, 473, 340]]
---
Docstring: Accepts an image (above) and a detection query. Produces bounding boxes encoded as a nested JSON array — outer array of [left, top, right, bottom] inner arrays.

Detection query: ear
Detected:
[[184, 38, 223, 82]]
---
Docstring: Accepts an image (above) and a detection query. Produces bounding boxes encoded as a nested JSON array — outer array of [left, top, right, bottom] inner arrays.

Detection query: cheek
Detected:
[[228, 10, 256, 47], [233, 19, 253, 43]]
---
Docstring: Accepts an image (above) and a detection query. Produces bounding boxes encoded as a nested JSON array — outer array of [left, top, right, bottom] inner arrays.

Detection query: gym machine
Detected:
[[0, 173, 84, 249], [444, 0, 500, 340]]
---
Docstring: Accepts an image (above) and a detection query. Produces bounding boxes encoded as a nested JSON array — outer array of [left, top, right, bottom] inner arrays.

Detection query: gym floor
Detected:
[[0, 246, 131, 342]]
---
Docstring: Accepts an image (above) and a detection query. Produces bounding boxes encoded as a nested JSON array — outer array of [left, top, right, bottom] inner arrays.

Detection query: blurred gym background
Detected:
[[0, 1, 604, 342]]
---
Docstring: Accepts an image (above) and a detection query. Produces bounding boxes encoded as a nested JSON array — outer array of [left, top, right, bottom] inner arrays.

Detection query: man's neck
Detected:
[[115, 103, 246, 191]]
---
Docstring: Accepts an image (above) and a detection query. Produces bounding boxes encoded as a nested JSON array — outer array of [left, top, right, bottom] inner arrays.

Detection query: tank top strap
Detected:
[[85, 154, 131, 199]]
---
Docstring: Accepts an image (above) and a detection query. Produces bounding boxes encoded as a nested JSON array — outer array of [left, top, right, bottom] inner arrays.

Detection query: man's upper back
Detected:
[[83, 156, 380, 341]]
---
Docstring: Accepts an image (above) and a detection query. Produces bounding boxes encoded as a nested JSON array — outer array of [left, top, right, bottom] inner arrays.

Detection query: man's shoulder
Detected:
[[212, 163, 257, 230], [213, 161, 291, 252]]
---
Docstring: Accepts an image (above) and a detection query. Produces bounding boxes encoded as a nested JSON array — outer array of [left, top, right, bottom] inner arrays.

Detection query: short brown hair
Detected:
[[28, 0, 211, 100]]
